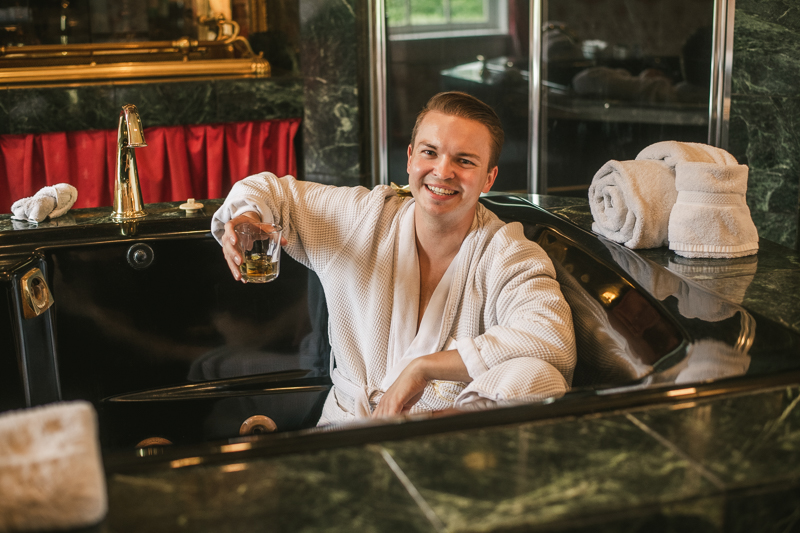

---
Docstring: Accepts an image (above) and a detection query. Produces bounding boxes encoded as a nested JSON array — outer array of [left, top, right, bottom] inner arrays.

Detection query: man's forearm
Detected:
[[414, 349, 473, 383]]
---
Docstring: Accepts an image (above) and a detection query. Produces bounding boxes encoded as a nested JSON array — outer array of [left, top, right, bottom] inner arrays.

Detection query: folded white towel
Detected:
[[668, 162, 759, 258], [0, 401, 107, 531], [636, 140, 739, 170], [11, 183, 78, 224], [589, 159, 677, 249]]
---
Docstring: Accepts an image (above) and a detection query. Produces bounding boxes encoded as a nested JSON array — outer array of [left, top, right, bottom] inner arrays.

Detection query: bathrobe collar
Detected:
[[382, 202, 462, 391]]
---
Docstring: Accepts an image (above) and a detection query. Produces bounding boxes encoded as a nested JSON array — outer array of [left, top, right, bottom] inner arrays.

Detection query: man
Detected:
[[212, 92, 576, 424]]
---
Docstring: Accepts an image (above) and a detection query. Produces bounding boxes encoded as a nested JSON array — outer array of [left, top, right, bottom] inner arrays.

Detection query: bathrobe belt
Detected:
[[330, 367, 374, 418]]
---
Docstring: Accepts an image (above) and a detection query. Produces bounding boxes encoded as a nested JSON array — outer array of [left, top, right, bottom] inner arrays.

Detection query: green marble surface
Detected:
[[381, 416, 719, 532], [633, 386, 800, 488], [728, 95, 800, 249], [97, 386, 800, 532], [729, 6, 800, 251], [299, 0, 364, 187], [105, 446, 434, 532], [0, 78, 303, 135]]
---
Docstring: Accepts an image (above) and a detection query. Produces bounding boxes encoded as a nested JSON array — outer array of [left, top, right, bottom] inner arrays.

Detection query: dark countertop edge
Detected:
[[103, 367, 800, 474], [0, 199, 224, 261]]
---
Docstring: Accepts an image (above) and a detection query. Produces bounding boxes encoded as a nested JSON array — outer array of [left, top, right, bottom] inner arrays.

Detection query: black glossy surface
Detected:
[[2, 194, 800, 454], [10, 263, 61, 406]]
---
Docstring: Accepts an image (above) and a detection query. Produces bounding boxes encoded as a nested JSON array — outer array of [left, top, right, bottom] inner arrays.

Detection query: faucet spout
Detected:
[[112, 104, 147, 221]]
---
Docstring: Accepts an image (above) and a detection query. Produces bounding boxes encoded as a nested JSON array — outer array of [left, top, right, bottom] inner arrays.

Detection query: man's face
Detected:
[[407, 111, 498, 227]]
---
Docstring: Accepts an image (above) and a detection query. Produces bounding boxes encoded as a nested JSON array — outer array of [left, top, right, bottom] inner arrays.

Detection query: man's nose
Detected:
[[434, 156, 455, 179]]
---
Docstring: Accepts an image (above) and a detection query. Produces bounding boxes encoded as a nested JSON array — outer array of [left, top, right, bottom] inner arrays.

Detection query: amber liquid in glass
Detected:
[[239, 242, 279, 282]]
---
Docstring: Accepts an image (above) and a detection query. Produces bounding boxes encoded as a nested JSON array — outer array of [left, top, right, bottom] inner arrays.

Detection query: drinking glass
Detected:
[[234, 223, 282, 283]]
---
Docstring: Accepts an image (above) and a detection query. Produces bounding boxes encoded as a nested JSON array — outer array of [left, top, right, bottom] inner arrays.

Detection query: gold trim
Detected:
[[0, 58, 269, 85], [20, 268, 54, 320], [239, 415, 277, 435]]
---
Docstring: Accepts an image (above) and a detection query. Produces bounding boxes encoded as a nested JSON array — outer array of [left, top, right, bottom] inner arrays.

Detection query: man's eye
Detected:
[[460, 159, 475, 166], [422, 150, 435, 156]]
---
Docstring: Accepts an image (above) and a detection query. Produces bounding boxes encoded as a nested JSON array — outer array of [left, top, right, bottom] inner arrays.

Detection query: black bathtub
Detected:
[[1, 195, 798, 453]]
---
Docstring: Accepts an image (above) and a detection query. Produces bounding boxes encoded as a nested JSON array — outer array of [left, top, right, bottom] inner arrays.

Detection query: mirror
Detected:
[[0, 0, 300, 84]]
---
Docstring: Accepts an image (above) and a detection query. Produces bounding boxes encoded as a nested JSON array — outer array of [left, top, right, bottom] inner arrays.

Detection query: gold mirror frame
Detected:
[[0, 18, 270, 86]]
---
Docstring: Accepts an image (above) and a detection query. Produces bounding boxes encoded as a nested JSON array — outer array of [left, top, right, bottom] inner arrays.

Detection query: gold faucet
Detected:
[[112, 104, 147, 221]]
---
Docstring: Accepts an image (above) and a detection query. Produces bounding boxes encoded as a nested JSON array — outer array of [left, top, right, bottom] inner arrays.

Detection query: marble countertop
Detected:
[[94, 376, 800, 533]]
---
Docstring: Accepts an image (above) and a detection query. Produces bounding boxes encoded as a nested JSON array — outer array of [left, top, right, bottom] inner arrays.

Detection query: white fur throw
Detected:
[[0, 401, 107, 531]]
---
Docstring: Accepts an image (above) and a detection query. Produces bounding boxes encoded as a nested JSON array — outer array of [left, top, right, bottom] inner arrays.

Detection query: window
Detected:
[[387, 0, 508, 40]]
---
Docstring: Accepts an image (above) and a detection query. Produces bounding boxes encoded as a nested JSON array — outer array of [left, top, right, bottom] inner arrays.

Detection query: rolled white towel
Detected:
[[636, 140, 739, 170], [11, 183, 78, 224], [589, 159, 677, 249], [668, 162, 759, 258], [0, 401, 107, 531]]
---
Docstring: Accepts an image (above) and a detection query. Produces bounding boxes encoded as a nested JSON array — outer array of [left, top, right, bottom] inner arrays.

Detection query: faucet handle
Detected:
[[121, 104, 146, 147]]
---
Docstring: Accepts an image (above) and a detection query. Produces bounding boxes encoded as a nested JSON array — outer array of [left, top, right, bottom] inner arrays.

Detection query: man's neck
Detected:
[[413, 206, 474, 264]]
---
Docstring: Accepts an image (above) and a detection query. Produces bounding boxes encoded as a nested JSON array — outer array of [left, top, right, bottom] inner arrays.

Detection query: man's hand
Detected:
[[222, 212, 287, 281], [373, 358, 429, 418], [372, 349, 472, 418]]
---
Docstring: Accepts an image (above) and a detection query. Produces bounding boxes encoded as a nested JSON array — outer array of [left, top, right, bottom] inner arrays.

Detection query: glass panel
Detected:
[[386, 0, 528, 193], [386, 0, 409, 26], [539, 0, 715, 196], [409, 0, 445, 25], [450, 0, 486, 23]]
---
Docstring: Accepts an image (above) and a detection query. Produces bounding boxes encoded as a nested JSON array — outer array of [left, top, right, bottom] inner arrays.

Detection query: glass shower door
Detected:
[[537, 0, 716, 196], [384, 0, 531, 192]]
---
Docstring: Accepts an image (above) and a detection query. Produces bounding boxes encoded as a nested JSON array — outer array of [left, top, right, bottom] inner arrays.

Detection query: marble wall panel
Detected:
[[115, 82, 216, 127], [216, 77, 304, 123], [4, 85, 117, 134], [0, 78, 304, 136], [299, 0, 363, 186], [728, 95, 800, 248], [0, 89, 9, 135], [730, 4, 800, 249]]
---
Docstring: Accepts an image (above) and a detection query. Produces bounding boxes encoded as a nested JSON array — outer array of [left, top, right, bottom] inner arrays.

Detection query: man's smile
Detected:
[[425, 184, 457, 196]]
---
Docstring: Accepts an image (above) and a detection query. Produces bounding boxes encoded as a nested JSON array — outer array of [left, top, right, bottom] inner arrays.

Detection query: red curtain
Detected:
[[0, 118, 300, 212]]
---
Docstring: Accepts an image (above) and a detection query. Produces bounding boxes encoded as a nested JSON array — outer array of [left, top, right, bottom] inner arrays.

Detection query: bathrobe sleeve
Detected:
[[211, 172, 396, 272], [454, 221, 577, 406]]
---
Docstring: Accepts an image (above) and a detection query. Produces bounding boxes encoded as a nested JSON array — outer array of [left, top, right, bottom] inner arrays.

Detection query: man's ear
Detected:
[[406, 144, 413, 173], [482, 166, 499, 194]]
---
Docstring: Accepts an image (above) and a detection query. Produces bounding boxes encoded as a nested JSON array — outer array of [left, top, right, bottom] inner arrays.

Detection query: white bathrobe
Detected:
[[212, 173, 576, 424]]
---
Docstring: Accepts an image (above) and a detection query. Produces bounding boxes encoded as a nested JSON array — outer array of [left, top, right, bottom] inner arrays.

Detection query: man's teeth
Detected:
[[426, 185, 456, 195]]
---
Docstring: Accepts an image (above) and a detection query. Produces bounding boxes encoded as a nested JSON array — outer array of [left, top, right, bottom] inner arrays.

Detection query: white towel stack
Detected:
[[0, 401, 107, 531], [11, 183, 78, 224], [668, 162, 759, 258], [589, 141, 758, 259]]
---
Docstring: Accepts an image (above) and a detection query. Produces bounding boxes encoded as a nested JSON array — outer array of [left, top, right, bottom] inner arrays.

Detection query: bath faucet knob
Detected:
[[112, 104, 147, 221]]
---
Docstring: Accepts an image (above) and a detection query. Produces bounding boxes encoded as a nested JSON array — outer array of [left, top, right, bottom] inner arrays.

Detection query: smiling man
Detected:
[[211, 92, 576, 424]]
